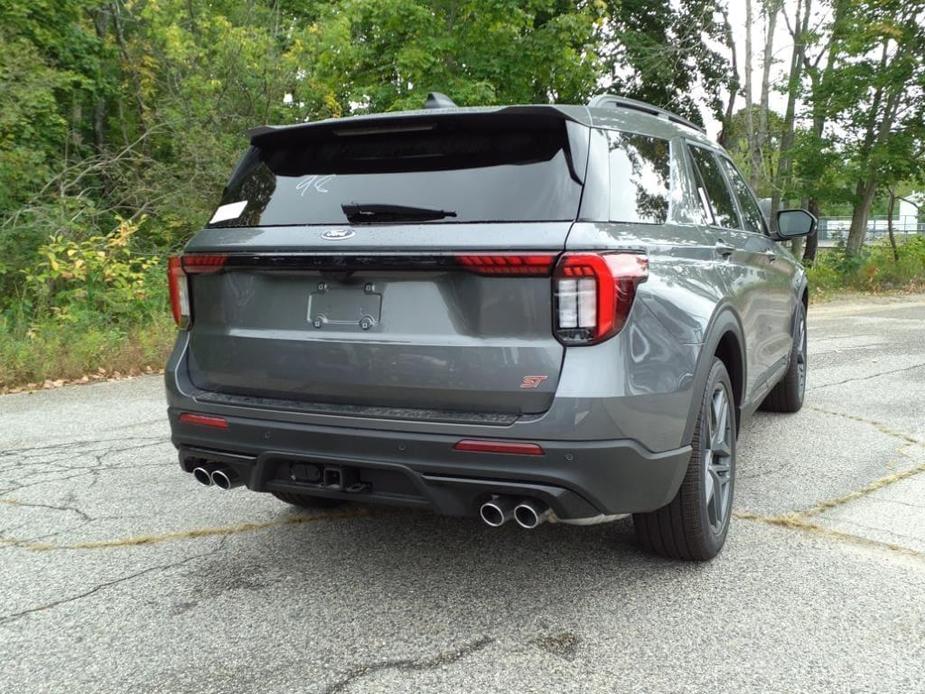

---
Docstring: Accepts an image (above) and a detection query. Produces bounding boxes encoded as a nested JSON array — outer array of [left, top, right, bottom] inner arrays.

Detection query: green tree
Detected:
[[826, 0, 925, 255], [288, 0, 605, 116], [599, 0, 736, 129]]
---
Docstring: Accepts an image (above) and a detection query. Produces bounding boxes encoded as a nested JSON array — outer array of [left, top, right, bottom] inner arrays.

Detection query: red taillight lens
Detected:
[[455, 254, 556, 276], [182, 254, 228, 273], [553, 252, 648, 345], [168, 254, 226, 329], [168, 256, 189, 329], [178, 412, 229, 429], [453, 439, 545, 455]]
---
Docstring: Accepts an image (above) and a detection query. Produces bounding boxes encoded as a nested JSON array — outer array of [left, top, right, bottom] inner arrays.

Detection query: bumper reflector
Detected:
[[453, 439, 544, 456], [178, 413, 229, 430]]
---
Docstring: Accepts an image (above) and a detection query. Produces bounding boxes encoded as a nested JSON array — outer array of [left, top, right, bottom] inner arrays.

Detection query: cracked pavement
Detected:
[[1, 294, 924, 693]]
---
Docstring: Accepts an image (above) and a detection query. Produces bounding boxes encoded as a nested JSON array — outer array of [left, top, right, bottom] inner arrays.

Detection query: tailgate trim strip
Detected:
[[185, 252, 558, 275], [191, 388, 520, 426]]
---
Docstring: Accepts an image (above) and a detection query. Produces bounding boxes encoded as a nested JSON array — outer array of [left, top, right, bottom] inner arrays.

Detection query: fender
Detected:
[[795, 270, 809, 306], [784, 277, 809, 368], [680, 304, 747, 446]]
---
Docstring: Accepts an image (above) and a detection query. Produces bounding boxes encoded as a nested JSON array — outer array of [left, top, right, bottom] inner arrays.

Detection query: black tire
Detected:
[[633, 358, 736, 561], [760, 302, 807, 413], [271, 491, 347, 510]]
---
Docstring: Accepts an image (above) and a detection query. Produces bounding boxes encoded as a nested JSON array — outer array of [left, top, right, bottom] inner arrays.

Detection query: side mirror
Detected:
[[774, 209, 817, 240]]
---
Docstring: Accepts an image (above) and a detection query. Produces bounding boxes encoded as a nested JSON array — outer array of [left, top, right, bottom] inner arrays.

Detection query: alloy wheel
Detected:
[[703, 385, 733, 533]]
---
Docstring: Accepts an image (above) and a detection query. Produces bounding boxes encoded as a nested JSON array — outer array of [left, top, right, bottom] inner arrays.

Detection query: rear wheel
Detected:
[[633, 358, 736, 561], [272, 491, 347, 510], [760, 302, 807, 413]]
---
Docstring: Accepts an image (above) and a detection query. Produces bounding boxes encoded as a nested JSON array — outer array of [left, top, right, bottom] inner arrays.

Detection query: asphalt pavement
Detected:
[[1, 294, 924, 693]]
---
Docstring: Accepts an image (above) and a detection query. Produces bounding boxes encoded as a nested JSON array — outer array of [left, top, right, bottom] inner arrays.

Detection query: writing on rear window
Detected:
[[297, 175, 335, 195]]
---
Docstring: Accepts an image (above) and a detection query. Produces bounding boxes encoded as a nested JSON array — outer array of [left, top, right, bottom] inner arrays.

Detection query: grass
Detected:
[[0, 312, 175, 391], [806, 237, 925, 300]]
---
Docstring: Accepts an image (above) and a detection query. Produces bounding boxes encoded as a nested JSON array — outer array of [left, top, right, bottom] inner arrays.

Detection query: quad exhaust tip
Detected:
[[210, 467, 244, 490], [514, 500, 550, 529], [479, 496, 516, 527], [192, 466, 214, 487]]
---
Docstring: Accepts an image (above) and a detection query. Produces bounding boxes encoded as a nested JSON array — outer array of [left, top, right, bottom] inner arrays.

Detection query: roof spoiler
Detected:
[[423, 92, 457, 109], [245, 105, 589, 145], [588, 94, 706, 134]]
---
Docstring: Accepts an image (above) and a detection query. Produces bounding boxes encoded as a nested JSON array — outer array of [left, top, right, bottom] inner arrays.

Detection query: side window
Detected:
[[720, 157, 768, 235], [606, 130, 671, 224], [687, 145, 741, 230]]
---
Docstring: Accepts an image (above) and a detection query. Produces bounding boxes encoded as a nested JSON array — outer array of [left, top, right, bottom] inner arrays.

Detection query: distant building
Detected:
[[898, 192, 923, 231]]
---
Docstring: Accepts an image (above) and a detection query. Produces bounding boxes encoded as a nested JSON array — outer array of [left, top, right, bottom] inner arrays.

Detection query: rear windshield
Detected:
[[209, 114, 586, 227]]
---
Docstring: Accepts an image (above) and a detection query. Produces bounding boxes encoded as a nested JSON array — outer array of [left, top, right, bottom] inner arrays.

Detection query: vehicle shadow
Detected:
[[186, 502, 711, 619]]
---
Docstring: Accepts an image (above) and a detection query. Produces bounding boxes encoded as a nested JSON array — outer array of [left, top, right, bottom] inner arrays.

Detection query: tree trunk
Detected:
[[717, 10, 739, 149], [887, 189, 899, 262], [757, 0, 780, 186], [802, 197, 820, 264], [111, 1, 148, 142], [92, 6, 110, 154], [745, 0, 761, 187], [846, 179, 877, 255], [770, 0, 811, 228]]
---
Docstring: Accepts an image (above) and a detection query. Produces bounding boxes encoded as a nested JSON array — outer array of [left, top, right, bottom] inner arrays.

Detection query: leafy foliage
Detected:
[[599, 0, 734, 126], [807, 237, 925, 295]]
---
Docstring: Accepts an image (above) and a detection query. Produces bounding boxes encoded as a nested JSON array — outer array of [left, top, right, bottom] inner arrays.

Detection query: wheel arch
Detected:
[[682, 307, 746, 445]]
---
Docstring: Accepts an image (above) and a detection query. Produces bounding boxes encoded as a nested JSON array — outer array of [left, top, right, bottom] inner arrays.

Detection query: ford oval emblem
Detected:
[[322, 229, 355, 241]]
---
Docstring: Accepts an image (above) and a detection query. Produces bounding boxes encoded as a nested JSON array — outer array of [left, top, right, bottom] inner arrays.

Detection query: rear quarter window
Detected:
[[605, 131, 671, 225]]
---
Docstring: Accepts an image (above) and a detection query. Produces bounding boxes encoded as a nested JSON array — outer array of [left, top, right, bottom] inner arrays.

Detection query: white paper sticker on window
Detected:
[[209, 200, 248, 224]]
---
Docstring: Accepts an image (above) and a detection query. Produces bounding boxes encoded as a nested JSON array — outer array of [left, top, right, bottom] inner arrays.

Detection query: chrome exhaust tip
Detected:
[[514, 500, 550, 529], [192, 466, 214, 487], [211, 468, 243, 490], [479, 496, 516, 527]]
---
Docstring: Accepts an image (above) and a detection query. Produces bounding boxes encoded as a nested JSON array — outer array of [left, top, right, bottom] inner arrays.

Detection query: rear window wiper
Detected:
[[342, 202, 458, 224]]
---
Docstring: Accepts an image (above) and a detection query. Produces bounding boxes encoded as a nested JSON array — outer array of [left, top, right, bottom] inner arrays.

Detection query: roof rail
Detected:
[[587, 94, 706, 134]]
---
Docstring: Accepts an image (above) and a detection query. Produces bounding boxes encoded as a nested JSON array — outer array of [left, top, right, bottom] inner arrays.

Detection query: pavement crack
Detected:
[[735, 511, 924, 560], [806, 406, 921, 444], [735, 459, 925, 560], [0, 543, 224, 627], [322, 636, 495, 694], [809, 361, 925, 391], [0, 435, 164, 458], [801, 461, 925, 517], [4, 507, 378, 552], [0, 497, 94, 521]]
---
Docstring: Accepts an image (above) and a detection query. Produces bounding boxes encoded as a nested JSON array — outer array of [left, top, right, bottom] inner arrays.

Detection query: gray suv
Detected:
[[165, 94, 814, 560]]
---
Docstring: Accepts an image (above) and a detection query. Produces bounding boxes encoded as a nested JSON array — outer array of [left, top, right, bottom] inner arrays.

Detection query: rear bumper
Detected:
[[169, 407, 690, 519]]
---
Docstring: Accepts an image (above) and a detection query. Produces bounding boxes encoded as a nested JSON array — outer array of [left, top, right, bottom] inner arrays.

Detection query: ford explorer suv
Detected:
[[166, 93, 814, 560]]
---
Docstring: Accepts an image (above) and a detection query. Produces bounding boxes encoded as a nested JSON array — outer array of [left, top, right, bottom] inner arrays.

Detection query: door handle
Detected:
[[714, 240, 735, 257], [763, 249, 777, 262]]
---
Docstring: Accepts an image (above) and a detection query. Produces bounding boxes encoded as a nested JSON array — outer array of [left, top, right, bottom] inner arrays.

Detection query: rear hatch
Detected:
[[183, 109, 589, 416]]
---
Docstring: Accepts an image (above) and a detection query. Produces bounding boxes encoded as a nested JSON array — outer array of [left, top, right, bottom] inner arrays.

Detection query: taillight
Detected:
[[455, 254, 556, 276], [553, 252, 648, 345], [182, 254, 228, 273], [168, 254, 227, 329], [168, 256, 190, 329]]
